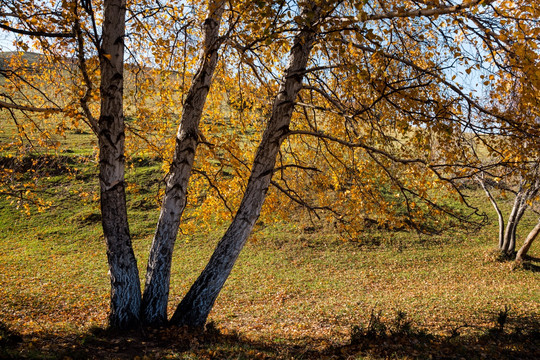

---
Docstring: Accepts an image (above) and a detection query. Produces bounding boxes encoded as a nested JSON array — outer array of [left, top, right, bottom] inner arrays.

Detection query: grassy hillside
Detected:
[[0, 51, 45, 71], [0, 151, 538, 359]]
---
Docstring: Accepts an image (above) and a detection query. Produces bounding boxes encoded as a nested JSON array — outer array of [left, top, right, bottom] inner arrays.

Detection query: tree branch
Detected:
[[336, 0, 494, 23], [0, 23, 73, 38], [0, 99, 60, 113], [338, 38, 534, 136]]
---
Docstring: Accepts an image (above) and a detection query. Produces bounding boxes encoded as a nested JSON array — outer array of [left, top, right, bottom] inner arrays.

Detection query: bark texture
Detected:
[[141, 0, 225, 326], [516, 220, 540, 262], [99, 0, 141, 329], [169, 5, 322, 328]]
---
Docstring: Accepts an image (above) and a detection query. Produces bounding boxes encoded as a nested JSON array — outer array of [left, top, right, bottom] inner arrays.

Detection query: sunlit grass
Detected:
[[0, 144, 538, 358], [0, 158, 538, 345]]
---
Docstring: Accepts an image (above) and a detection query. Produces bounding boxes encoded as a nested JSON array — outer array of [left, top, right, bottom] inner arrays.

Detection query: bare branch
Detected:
[[288, 129, 427, 165], [0, 99, 60, 113], [192, 168, 235, 217], [270, 179, 341, 219], [336, 0, 494, 23], [0, 23, 73, 38]]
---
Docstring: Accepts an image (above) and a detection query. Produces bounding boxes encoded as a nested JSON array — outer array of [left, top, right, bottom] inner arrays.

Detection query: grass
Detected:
[[0, 131, 539, 358], [0, 153, 540, 359]]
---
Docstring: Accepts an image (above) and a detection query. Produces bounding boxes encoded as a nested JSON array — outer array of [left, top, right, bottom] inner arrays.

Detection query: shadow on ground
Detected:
[[1, 319, 539, 360], [521, 255, 540, 273]]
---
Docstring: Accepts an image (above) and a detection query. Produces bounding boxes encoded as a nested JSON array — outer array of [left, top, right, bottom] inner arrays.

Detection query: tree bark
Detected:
[[508, 194, 529, 253], [169, 4, 322, 328], [501, 186, 532, 254], [99, 0, 141, 329], [516, 219, 540, 262], [502, 191, 524, 253], [141, 0, 225, 326], [477, 176, 505, 248]]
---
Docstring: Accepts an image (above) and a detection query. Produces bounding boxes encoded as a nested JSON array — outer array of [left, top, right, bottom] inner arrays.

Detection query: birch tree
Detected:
[[141, 0, 226, 327], [476, 164, 540, 256], [97, 0, 143, 329]]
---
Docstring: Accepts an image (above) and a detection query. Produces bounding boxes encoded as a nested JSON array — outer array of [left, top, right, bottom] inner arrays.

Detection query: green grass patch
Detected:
[[0, 154, 539, 359]]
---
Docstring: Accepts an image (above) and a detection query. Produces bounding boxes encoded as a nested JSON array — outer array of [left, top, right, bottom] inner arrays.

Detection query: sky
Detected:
[[0, 9, 488, 98], [0, 30, 17, 51]]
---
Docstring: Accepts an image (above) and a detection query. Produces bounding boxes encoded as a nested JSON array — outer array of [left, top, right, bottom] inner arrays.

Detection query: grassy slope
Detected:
[[0, 150, 539, 359]]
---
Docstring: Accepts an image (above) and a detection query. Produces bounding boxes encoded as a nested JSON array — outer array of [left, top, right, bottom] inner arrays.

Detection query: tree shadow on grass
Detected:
[[1, 319, 538, 360], [522, 262, 540, 272], [517, 255, 540, 273], [524, 255, 540, 263]]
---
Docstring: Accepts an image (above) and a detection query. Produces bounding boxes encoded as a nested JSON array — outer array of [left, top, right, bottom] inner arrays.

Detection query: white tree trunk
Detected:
[[141, 0, 225, 326], [502, 191, 528, 254], [508, 194, 529, 252], [477, 176, 505, 248], [98, 0, 142, 329], [169, 4, 322, 328]]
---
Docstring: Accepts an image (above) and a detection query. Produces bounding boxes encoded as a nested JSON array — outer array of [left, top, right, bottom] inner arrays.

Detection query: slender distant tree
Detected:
[[476, 164, 540, 256], [474, 54, 540, 259]]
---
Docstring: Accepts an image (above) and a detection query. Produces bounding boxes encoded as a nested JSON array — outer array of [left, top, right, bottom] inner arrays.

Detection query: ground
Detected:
[[0, 154, 538, 359]]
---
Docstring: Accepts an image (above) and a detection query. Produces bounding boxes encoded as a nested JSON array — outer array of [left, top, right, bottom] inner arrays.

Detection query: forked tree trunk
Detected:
[[509, 196, 529, 252], [141, 0, 225, 326], [169, 5, 322, 328], [478, 171, 540, 256], [516, 219, 540, 262], [502, 190, 529, 254], [98, 0, 142, 329], [501, 192, 521, 253]]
